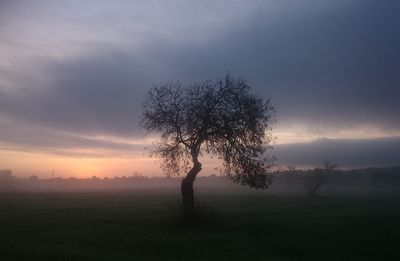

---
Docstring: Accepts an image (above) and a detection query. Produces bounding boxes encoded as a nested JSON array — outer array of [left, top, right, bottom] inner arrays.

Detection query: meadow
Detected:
[[1, 188, 399, 261]]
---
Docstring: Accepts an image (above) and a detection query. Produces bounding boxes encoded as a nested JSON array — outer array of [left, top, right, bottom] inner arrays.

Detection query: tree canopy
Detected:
[[142, 75, 275, 189]]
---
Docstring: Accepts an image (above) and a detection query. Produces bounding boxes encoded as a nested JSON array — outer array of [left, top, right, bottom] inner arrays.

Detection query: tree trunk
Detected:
[[181, 161, 202, 222]]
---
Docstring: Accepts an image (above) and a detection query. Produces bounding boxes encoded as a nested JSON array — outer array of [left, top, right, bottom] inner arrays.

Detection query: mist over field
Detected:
[[2, 166, 400, 197], [1, 172, 400, 261]]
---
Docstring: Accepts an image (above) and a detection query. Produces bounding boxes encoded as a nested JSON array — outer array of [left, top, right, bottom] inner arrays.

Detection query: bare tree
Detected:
[[141, 75, 275, 220], [304, 160, 338, 197]]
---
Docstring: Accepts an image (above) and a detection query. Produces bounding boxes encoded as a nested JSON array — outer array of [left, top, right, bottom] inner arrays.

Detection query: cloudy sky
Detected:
[[0, 0, 399, 177]]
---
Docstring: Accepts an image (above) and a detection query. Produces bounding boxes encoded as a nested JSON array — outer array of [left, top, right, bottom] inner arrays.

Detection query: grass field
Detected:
[[1, 188, 400, 261]]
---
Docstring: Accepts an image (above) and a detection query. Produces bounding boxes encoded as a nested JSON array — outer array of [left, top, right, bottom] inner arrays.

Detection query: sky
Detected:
[[0, 0, 399, 178]]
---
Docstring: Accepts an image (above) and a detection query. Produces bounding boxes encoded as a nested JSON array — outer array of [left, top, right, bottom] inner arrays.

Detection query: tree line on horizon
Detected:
[[1, 165, 400, 193]]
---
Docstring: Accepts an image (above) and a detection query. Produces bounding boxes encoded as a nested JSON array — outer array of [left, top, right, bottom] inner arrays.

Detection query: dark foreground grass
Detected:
[[1, 189, 400, 261]]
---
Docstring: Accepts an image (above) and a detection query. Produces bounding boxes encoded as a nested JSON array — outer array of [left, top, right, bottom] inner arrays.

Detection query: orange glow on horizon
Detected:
[[0, 149, 158, 178], [1, 125, 399, 178]]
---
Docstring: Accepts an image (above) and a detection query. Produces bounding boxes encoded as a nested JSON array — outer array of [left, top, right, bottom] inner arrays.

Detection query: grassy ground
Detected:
[[0, 188, 399, 261]]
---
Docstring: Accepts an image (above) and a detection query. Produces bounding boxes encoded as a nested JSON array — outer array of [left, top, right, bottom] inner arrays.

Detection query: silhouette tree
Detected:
[[304, 160, 338, 197], [142, 75, 275, 220]]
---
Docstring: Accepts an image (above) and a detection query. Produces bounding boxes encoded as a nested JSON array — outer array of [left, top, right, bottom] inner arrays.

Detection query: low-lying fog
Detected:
[[1, 166, 399, 196]]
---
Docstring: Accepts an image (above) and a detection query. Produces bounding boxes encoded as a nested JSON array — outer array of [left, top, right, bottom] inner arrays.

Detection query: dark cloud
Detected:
[[0, 119, 144, 158], [171, 0, 400, 130], [274, 137, 400, 168], [0, 0, 399, 162], [0, 52, 153, 137]]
